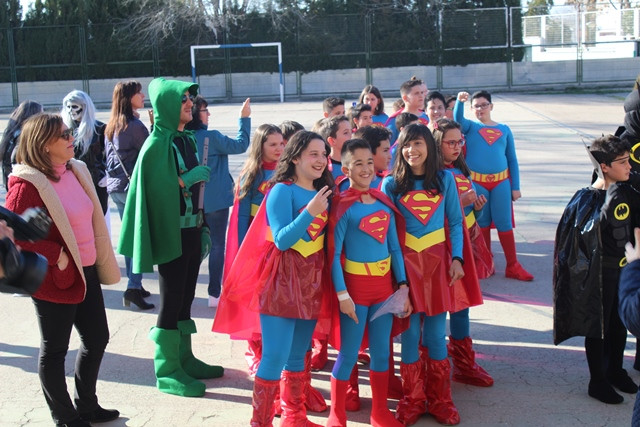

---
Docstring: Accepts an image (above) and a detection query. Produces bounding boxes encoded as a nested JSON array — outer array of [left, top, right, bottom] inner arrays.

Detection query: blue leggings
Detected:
[[256, 314, 317, 381], [476, 179, 513, 231], [449, 308, 470, 340], [401, 312, 448, 363], [332, 301, 393, 380]]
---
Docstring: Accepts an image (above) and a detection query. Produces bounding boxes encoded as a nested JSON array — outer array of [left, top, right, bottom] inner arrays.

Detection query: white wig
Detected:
[[61, 90, 97, 157]]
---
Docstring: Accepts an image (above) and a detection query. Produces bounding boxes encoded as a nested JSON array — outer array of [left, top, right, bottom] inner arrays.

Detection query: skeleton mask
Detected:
[[66, 103, 84, 121]]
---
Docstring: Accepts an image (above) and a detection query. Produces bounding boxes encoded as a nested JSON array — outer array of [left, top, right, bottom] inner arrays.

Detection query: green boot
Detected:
[[177, 319, 224, 379], [148, 327, 206, 397]]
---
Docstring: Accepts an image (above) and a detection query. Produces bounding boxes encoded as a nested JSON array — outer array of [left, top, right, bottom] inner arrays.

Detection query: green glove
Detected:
[[201, 226, 211, 262], [181, 165, 211, 189]]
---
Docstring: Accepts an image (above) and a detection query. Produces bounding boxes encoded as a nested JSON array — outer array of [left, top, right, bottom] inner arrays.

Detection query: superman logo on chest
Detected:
[[257, 181, 270, 195], [399, 191, 442, 225], [359, 210, 390, 243], [478, 127, 503, 146]]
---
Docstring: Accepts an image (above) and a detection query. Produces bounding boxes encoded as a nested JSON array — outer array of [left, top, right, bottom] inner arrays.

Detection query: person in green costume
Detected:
[[118, 78, 223, 397]]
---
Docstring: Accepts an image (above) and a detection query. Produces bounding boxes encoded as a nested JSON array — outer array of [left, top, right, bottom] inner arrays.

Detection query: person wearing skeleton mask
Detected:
[[62, 91, 109, 214]]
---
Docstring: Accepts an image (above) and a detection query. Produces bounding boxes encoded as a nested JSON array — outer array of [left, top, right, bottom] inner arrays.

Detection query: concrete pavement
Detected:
[[0, 91, 636, 426]]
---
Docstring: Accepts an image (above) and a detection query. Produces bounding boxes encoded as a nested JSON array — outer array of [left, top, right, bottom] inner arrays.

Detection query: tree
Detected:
[[526, 0, 553, 16]]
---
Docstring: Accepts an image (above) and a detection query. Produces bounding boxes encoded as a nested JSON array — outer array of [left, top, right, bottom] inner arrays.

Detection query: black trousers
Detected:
[[157, 227, 201, 330], [32, 265, 109, 425], [585, 268, 628, 381]]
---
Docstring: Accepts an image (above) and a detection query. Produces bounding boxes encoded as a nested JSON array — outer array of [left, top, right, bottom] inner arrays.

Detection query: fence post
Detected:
[[7, 27, 18, 107], [576, 3, 583, 86], [506, 7, 513, 89], [79, 26, 90, 94], [365, 12, 372, 85], [436, 9, 443, 91]]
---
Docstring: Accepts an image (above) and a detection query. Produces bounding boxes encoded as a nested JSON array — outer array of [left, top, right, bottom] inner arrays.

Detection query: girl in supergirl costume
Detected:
[[213, 131, 334, 427], [326, 139, 411, 427], [381, 124, 483, 426], [224, 124, 284, 376], [432, 118, 493, 388]]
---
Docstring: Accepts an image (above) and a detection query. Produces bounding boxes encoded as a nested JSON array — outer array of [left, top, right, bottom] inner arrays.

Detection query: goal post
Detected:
[[190, 42, 284, 103]]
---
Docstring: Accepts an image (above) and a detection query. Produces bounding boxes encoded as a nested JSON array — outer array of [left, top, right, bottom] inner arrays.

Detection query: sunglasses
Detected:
[[59, 128, 74, 141], [181, 94, 195, 104]]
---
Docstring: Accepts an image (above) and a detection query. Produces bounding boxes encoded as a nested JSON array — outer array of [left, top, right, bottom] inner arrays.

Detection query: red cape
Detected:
[[326, 187, 409, 351]]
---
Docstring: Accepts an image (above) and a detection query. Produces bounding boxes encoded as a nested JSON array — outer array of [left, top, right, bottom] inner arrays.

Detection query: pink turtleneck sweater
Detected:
[[50, 164, 96, 267]]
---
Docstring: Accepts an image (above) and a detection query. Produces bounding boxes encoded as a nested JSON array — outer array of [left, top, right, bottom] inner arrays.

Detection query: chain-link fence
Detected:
[[1, 4, 639, 108]]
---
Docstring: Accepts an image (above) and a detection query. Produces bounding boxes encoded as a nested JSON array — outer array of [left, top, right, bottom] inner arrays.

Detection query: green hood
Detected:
[[149, 77, 199, 132], [118, 78, 200, 272]]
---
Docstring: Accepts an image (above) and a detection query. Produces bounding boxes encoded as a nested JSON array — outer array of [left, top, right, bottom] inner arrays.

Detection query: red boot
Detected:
[[311, 337, 328, 370], [251, 376, 280, 427], [447, 336, 493, 387], [280, 370, 323, 427], [326, 376, 348, 427], [345, 364, 361, 411], [419, 345, 429, 395], [304, 350, 327, 412], [425, 358, 460, 425], [369, 370, 403, 427], [498, 230, 534, 281], [396, 360, 427, 426], [388, 350, 403, 400], [246, 335, 262, 377]]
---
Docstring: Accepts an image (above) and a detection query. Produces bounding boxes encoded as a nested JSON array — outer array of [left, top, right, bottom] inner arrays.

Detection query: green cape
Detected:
[[118, 78, 199, 273]]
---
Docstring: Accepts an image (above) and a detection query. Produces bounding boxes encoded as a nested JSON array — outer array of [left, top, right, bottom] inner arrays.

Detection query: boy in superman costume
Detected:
[[118, 78, 222, 397], [326, 139, 411, 427], [454, 90, 533, 281]]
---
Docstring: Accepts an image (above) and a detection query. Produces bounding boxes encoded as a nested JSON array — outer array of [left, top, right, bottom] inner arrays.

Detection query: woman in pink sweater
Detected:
[[5, 113, 120, 427]]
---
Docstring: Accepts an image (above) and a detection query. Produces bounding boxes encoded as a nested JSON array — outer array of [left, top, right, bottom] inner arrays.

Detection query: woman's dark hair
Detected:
[[358, 85, 385, 116], [270, 130, 334, 191], [185, 95, 208, 130], [432, 118, 471, 177], [0, 100, 43, 163], [390, 123, 442, 196], [105, 80, 142, 140]]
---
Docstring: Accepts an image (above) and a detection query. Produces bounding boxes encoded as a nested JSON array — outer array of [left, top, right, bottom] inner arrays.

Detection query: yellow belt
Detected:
[[465, 211, 476, 229], [344, 256, 391, 276], [405, 228, 445, 253], [266, 227, 324, 257], [250, 203, 259, 217], [470, 168, 509, 183]]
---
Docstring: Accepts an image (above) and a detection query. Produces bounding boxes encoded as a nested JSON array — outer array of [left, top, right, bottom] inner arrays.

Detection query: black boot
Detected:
[[56, 418, 91, 427], [79, 406, 120, 423], [140, 286, 151, 298], [588, 379, 624, 404], [123, 289, 154, 310]]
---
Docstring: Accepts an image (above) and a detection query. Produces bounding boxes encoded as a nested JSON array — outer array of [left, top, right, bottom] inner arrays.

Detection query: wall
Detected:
[[1, 58, 638, 110]]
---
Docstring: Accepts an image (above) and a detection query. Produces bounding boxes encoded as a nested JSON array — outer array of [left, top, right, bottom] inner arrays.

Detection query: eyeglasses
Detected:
[[471, 103, 491, 110], [181, 94, 195, 104], [442, 139, 465, 148], [59, 128, 74, 141], [198, 109, 209, 113]]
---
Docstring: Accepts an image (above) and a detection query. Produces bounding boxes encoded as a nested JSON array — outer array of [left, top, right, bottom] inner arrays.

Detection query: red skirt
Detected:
[[404, 242, 482, 316], [256, 245, 327, 319]]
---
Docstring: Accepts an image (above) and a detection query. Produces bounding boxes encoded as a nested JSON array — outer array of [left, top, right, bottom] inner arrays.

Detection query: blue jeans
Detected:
[[205, 208, 229, 298], [110, 192, 143, 290]]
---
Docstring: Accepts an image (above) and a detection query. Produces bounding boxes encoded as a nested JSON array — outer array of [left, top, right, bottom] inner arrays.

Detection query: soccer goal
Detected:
[[190, 42, 284, 103]]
